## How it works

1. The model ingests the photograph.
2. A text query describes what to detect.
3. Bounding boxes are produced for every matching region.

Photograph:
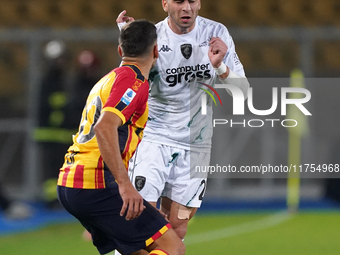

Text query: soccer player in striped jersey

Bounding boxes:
[57,20,185,255]
[116,0,250,249]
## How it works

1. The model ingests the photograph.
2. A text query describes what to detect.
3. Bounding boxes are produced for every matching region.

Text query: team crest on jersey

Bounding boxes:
[181,44,192,59]
[135,176,146,191]
[120,88,136,106]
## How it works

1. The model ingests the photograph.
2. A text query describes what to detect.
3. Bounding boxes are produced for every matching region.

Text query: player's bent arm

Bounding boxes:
[94,111,145,220]
[208,37,249,99]
[215,62,250,100]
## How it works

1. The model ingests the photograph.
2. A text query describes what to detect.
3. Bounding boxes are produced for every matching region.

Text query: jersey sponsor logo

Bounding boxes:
[181,44,192,59]
[135,176,146,191]
[234,52,241,65]
[199,41,208,47]
[165,63,212,87]
[199,35,213,47]
[121,88,136,106]
[159,45,173,52]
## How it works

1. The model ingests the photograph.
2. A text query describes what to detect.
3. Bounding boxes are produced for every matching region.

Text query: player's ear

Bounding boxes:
[162,0,168,12]
[118,45,123,57]
[198,0,201,10]
[153,44,159,59]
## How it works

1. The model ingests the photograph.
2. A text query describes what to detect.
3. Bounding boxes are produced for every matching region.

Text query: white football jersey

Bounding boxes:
[144,16,245,152]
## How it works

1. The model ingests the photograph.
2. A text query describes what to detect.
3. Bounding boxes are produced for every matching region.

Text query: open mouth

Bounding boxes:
[181,16,191,22]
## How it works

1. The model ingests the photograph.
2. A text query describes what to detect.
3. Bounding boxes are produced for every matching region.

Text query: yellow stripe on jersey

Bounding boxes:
[102,107,126,124]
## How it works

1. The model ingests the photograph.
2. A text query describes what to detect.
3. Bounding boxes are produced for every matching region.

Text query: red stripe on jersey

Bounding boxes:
[96,157,105,189]
[62,167,71,186]
[73,165,84,189]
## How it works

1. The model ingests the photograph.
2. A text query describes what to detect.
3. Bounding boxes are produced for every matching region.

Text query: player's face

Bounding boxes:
[162,0,201,34]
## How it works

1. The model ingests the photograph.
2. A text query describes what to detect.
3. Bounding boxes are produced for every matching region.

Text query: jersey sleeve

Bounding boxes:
[219,25,246,77]
[102,71,147,124]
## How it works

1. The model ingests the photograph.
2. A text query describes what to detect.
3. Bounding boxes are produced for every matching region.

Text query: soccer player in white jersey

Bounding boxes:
[116,0,249,249]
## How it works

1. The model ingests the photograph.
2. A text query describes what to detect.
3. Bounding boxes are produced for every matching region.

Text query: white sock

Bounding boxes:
[114,250,122,255]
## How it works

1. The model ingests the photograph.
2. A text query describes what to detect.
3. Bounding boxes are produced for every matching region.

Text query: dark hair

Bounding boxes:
[119,20,157,58]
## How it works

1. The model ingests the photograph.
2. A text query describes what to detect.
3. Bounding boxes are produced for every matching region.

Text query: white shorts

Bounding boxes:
[128,140,210,208]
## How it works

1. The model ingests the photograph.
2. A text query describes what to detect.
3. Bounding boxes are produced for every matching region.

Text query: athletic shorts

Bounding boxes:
[129,140,210,208]
[57,170,171,255]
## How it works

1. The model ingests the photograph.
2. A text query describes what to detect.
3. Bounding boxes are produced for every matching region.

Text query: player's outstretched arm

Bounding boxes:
[116,10,135,30]
[94,111,145,221]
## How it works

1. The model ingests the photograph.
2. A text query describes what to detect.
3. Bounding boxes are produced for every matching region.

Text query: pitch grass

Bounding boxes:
[0,212,340,255]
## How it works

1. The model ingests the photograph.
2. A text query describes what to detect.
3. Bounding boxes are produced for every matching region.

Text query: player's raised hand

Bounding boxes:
[116,10,135,24]
[118,182,145,220]
[208,37,228,69]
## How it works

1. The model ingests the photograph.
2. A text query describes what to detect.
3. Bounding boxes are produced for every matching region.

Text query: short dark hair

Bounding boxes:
[119,20,157,58]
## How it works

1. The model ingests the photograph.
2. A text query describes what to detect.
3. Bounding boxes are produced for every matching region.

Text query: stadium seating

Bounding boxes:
[311,0,340,26]
[233,41,299,75]
[29,3,54,27]
[200,0,240,26]
[0,1,25,27]
[247,0,273,26]
[0,0,339,28]
[316,42,340,71]
[0,0,339,81]
[0,43,27,98]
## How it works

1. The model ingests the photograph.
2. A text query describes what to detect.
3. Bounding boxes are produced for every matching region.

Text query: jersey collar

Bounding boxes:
[165,16,199,39]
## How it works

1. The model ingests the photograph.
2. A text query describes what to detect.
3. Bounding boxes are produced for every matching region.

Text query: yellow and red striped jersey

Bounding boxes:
[57,64,149,189]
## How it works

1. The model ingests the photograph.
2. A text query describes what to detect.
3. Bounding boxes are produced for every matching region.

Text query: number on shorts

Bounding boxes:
[199,179,206,201]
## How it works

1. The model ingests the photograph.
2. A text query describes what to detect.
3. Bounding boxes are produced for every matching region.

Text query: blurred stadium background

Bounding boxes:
[0,0,340,254]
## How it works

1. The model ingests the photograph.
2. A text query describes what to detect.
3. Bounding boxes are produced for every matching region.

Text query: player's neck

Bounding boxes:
[121,58,152,80]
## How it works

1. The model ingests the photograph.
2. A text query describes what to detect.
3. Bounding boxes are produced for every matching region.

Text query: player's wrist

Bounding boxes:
[114,170,131,187]
[116,178,131,187]
[117,21,126,31]
[214,62,228,76]
[214,62,229,77]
